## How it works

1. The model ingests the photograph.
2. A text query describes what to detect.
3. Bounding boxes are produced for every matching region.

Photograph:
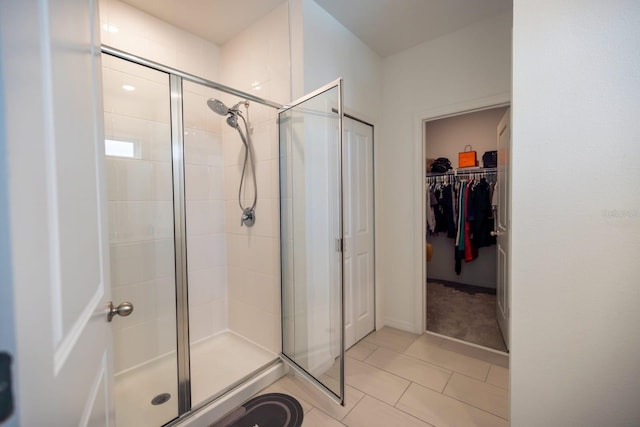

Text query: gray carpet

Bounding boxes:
[426,281,507,352]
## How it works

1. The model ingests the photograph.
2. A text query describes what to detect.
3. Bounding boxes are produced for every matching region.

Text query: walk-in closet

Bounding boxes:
[424,106,509,352]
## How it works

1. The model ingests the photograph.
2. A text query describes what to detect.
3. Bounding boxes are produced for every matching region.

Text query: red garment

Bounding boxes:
[464,181,478,262]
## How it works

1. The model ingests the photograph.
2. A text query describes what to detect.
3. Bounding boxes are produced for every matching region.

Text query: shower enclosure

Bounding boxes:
[101,46,346,425]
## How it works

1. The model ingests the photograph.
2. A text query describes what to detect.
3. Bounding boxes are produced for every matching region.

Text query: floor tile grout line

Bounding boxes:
[338,389,365,422]
[358,357,453,394]
[360,390,437,427]
[400,354,488,381]
[407,380,510,422]
[441,384,510,421]
[367,346,455,375]
[441,370,454,394]
[451,369,502,386]
[483,363,492,382]
[392,382,438,427]
[344,380,406,408]
[391,379,412,407]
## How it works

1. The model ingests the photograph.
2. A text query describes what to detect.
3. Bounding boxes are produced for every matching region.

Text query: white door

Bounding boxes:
[496,109,511,350]
[2,1,114,425]
[343,117,375,349]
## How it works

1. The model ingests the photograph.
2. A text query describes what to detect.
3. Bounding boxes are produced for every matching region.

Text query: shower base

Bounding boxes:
[115,330,276,427]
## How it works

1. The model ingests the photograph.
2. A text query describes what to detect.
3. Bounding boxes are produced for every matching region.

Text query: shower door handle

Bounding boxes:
[107,301,134,322]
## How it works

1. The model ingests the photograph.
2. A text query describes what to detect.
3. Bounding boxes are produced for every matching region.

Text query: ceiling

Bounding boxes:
[120,0,512,57]
[314,0,512,57]
[119,0,285,46]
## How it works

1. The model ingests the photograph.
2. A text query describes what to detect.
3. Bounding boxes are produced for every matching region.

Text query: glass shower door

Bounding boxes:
[279,79,345,404]
[101,54,180,426]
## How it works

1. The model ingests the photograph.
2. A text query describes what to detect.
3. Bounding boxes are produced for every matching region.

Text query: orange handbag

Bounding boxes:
[458,145,477,168]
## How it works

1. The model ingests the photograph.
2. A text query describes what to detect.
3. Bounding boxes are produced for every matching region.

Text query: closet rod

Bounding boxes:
[426,167,497,177]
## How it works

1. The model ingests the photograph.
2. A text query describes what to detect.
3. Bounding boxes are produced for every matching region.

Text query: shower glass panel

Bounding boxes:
[182,80,277,408]
[279,80,345,403]
[101,54,179,426]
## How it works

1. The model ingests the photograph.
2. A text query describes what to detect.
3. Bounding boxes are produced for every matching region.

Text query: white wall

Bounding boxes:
[289,0,384,333]
[297,0,383,123]
[511,0,640,424]
[379,12,512,331]
[220,2,290,353]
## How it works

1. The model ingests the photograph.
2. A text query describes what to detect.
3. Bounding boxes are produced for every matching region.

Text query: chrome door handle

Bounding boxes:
[107,301,134,322]
[490,230,502,237]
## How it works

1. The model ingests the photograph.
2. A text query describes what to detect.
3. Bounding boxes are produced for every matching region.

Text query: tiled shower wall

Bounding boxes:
[103,56,177,373]
[100,0,227,373]
[99,0,290,370]
[182,82,228,343]
[220,2,290,354]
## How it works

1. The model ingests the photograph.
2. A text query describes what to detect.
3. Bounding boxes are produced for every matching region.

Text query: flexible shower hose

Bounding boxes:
[235,113,257,213]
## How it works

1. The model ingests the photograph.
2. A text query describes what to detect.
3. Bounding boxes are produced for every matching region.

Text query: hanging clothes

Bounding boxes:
[441,184,457,238]
[426,187,437,234]
[426,170,496,275]
[454,181,466,275]
[470,178,496,248]
[429,183,456,237]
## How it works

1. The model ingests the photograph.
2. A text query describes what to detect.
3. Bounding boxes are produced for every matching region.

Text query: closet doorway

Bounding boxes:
[423,105,510,353]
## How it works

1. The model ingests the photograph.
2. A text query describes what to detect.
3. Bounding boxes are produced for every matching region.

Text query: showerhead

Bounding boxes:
[207,98,231,116]
[207,98,246,129]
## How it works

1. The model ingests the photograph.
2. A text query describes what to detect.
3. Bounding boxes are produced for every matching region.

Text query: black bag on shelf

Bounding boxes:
[430,157,452,173]
[482,151,497,168]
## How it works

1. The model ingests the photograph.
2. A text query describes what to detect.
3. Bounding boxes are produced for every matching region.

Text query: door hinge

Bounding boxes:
[336,238,343,253]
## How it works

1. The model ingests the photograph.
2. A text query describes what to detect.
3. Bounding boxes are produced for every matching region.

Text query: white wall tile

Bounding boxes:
[186,200,225,236]
[187,234,227,271]
[226,234,278,276]
[185,164,209,201]
[228,299,279,353]
[188,267,226,302]
[148,122,172,162]
[184,129,223,167]
[102,0,289,371]
[208,166,225,200]
[157,313,178,356]
[188,298,227,343]
[151,161,172,201]
[189,302,215,343]
[228,267,279,315]
[113,321,155,372]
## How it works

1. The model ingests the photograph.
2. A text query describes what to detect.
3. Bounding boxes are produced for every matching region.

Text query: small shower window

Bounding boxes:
[105,139,137,158]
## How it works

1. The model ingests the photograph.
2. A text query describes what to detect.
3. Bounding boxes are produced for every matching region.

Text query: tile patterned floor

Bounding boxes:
[257,327,509,427]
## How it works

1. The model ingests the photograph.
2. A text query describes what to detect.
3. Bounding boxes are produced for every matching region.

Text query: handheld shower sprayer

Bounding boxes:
[206,98,256,227]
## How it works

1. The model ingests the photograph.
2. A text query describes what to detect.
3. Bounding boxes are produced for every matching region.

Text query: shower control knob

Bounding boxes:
[241,208,255,227]
[107,301,134,322]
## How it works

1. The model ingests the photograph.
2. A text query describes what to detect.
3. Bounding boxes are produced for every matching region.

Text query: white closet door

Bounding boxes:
[2,1,114,425]
[343,117,375,349]
[496,109,511,350]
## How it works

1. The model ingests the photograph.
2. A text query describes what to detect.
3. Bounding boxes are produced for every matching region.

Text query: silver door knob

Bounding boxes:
[490,230,502,237]
[107,301,134,322]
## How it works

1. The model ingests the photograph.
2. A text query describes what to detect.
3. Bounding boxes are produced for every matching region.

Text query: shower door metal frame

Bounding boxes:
[100,45,283,422]
[169,74,191,414]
